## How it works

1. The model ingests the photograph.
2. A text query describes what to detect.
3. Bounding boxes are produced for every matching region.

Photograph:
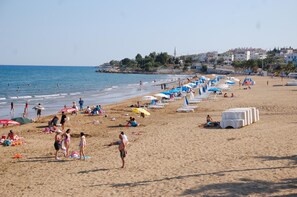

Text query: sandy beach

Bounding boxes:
[1,75,297,196]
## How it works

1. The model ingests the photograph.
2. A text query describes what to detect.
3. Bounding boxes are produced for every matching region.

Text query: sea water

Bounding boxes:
[0,65,186,119]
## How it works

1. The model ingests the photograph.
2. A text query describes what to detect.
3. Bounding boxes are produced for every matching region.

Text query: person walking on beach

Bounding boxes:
[10,102,14,118]
[60,112,67,131]
[79,98,84,111]
[79,132,86,160]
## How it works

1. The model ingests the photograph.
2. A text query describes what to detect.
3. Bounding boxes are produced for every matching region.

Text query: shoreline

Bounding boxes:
[1,75,297,196]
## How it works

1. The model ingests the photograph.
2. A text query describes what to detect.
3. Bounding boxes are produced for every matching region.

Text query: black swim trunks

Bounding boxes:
[120,149,126,158]
[54,141,61,151]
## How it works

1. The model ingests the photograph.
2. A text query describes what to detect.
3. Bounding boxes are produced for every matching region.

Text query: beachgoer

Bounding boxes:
[36,103,42,119]
[206,115,213,125]
[79,98,84,111]
[63,129,71,157]
[119,132,128,168]
[7,130,15,140]
[60,112,67,131]
[224,93,228,98]
[129,118,139,127]
[85,106,92,114]
[79,132,86,160]
[72,102,78,115]
[267,80,269,86]
[10,102,14,118]
[54,130,63,160]
[23,101,28,118]
[231,93,234,97]
[49,115,59,126]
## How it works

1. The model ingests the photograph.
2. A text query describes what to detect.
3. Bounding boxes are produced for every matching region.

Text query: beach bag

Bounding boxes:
[3,140,11,146]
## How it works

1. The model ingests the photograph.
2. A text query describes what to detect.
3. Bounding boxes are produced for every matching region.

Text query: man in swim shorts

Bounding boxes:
[118,132,128,168]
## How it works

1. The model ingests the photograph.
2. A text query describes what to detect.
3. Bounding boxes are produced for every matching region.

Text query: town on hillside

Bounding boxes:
[96,47,297,76]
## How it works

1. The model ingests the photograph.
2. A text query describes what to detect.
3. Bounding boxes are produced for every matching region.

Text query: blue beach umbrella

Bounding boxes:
[208,87,221,92]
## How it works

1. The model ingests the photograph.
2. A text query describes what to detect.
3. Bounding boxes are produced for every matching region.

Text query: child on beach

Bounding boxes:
[63,129,71,157]
[79,132,86,160]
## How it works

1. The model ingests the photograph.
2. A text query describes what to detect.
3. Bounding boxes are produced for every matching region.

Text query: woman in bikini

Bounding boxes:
[63,129,71,157]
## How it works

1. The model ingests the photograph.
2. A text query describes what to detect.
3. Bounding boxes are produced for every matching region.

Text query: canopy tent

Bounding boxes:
[11,117,33,125]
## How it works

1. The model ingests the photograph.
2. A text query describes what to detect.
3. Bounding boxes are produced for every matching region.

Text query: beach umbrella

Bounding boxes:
[11,117,33,125]
[182,84,192,88]
[132,108,150,116]
[208,87,221,92]
[154,93,170,99]
[59,108,77,113]
[0,119,21,126]
[142,96,158,101]
[218,84,230,90]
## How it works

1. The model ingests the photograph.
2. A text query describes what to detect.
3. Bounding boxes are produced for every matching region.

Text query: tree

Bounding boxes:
[282,62,297,74]
[135,54,143,64]
[155,52,169,65]
[201,65,208,73]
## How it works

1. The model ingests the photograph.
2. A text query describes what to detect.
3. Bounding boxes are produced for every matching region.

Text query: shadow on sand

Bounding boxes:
[181,178,297,196]
[17,156,73,163]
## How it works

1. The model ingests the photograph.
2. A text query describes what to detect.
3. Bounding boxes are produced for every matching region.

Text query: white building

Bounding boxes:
[285,53,297,66]
[234,51,250,61]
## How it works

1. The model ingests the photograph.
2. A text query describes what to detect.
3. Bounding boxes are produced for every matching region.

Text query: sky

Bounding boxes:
[0,0,296,66]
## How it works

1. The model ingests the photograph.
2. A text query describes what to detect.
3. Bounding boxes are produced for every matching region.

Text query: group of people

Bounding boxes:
[223,93,235,98]
[126,116,139,127]
[206,115,220,127]
[54,128,86,160]
[84,105,105,115]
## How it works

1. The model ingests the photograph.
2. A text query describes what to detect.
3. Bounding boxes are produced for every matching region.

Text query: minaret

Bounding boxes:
[174,47,176,58]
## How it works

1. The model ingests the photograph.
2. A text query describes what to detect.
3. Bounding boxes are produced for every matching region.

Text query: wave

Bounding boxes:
[60,93,68,96]
[34,94,60,98]
[103,87,113,91]
[28,98,44,102]
[69,92,81,96]
[0,97,6,100]
[0,102,7,105]
[9,95,33,99]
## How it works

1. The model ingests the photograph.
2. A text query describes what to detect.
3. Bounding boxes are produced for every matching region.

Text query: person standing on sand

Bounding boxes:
[54,130,63,160]
[63,129,71,157]
[119,132,128,168]
[60,112,67,131]
[79,132,86,160]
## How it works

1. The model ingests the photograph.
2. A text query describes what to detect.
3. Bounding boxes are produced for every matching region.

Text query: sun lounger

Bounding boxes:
[148,104,164,109]
[176,107,194,112]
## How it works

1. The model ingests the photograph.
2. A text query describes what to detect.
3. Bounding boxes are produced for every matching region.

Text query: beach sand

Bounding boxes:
[1,76,297,196]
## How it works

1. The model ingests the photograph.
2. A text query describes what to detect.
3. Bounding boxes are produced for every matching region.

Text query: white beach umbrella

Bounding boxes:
[154,93,170,99]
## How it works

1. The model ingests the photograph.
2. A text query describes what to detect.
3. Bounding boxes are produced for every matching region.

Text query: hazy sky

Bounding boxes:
[0,0,296,66]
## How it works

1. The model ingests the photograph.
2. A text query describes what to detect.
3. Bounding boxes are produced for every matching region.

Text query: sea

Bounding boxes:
[0,65,188,120]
